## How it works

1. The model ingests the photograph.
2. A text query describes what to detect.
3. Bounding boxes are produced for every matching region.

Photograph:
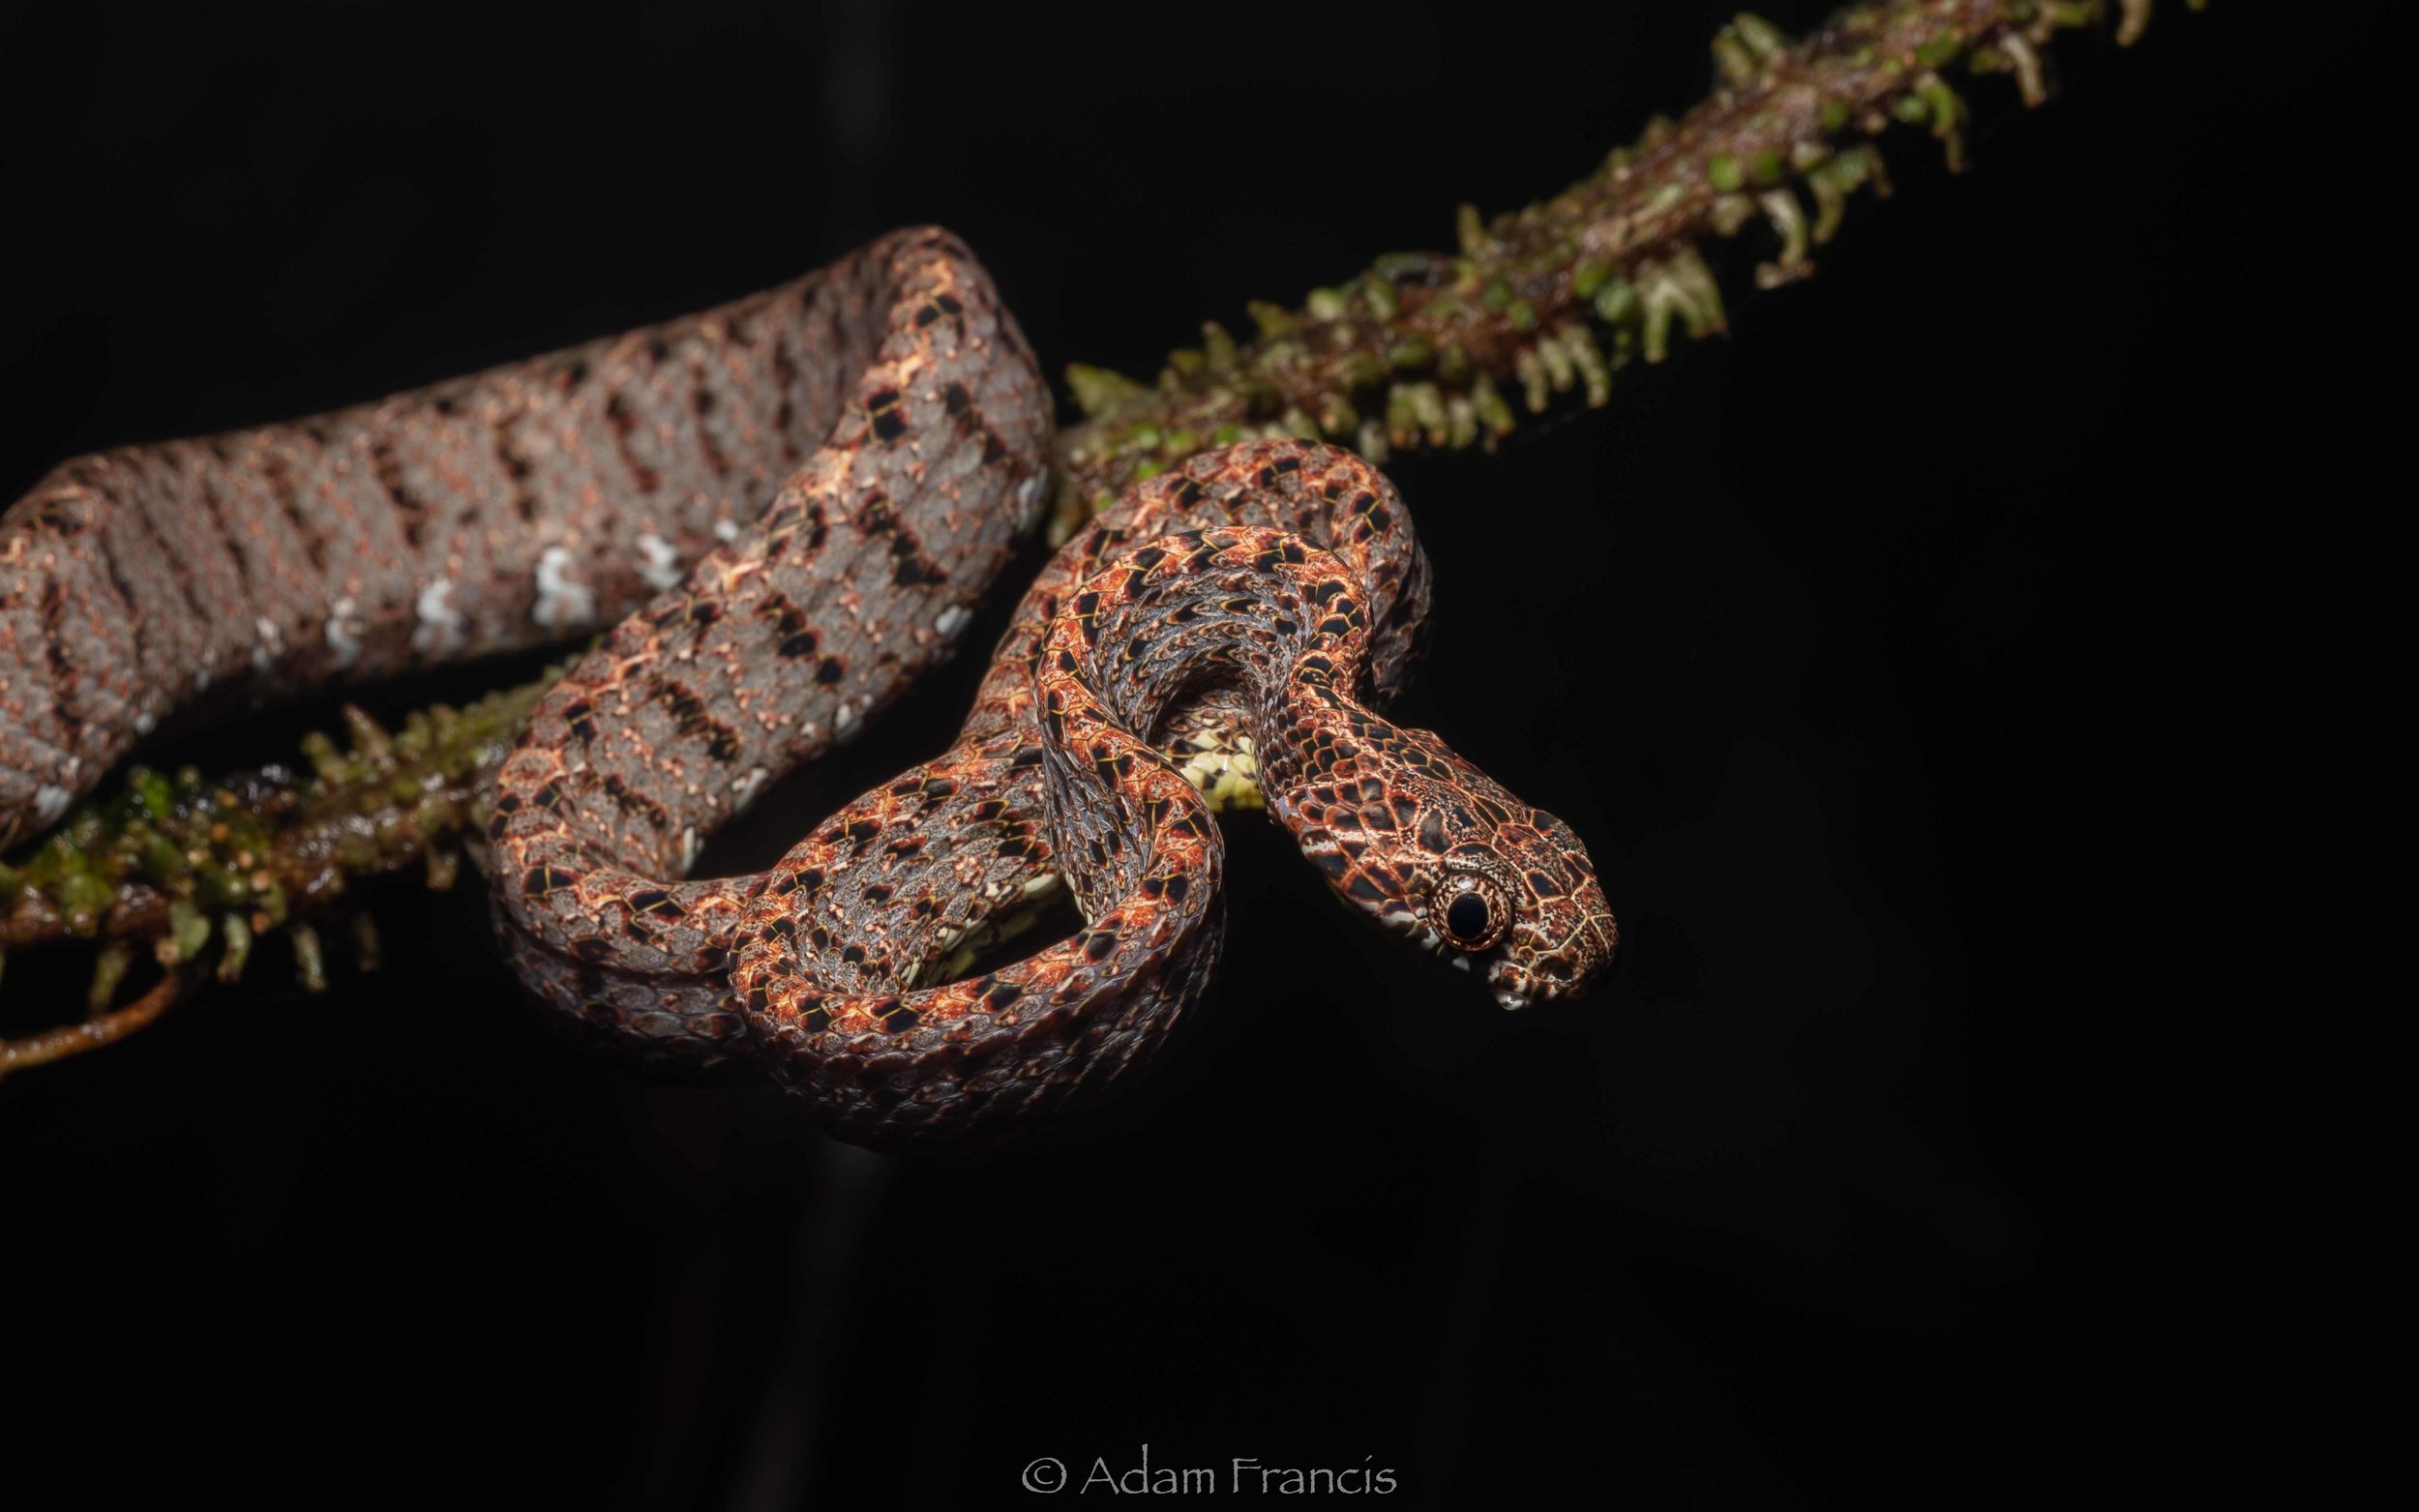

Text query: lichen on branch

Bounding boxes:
[1046,0,2204,538]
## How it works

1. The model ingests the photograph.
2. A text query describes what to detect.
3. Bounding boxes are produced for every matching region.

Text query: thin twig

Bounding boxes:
[0,969,190,1079]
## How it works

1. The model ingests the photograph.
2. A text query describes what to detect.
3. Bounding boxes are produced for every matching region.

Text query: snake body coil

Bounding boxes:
[2,230,1614,1149]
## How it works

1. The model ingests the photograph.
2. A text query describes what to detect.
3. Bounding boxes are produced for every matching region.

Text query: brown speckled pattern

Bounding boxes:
[1,227,1009,851]
[487,230,1053,1079]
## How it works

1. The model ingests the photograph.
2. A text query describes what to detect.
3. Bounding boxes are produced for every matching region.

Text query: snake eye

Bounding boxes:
[1434,874,1509,953]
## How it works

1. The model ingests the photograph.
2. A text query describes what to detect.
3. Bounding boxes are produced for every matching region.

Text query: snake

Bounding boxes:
[1,228,1615,1148]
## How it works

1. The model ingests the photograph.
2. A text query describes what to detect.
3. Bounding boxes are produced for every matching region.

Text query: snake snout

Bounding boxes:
[1483,906,1618,1010]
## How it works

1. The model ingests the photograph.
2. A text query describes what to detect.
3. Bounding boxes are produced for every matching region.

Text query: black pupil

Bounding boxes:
[1446,891,1491,944]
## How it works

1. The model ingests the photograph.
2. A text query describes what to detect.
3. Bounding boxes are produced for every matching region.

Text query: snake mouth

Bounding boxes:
[1436,937,1539,1010]
[1479,955,1535,1011]
[1428,927,1560,1011]
[1484,953,1585,1012]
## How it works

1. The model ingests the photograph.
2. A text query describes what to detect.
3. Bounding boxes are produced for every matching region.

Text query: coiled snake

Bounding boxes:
[1,228,1615,1148]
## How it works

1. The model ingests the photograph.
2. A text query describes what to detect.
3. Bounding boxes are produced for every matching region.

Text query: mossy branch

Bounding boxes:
[0,676,551,1071]
[1045,0,2204,537]
[0,0,2201,1069]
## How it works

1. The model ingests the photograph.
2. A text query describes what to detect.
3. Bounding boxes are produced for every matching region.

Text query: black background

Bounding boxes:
[0,3,2394,1506]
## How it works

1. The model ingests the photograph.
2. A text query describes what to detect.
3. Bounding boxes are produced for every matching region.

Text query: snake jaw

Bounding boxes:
[1483,955,1535,1011]
[1414,915,1553,1008]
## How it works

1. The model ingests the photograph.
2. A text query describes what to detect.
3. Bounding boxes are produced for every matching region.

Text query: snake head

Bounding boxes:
[1285,726,1617,1010]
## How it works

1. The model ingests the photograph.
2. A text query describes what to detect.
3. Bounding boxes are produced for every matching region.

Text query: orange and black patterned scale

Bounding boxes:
[731,444,1616,1148]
